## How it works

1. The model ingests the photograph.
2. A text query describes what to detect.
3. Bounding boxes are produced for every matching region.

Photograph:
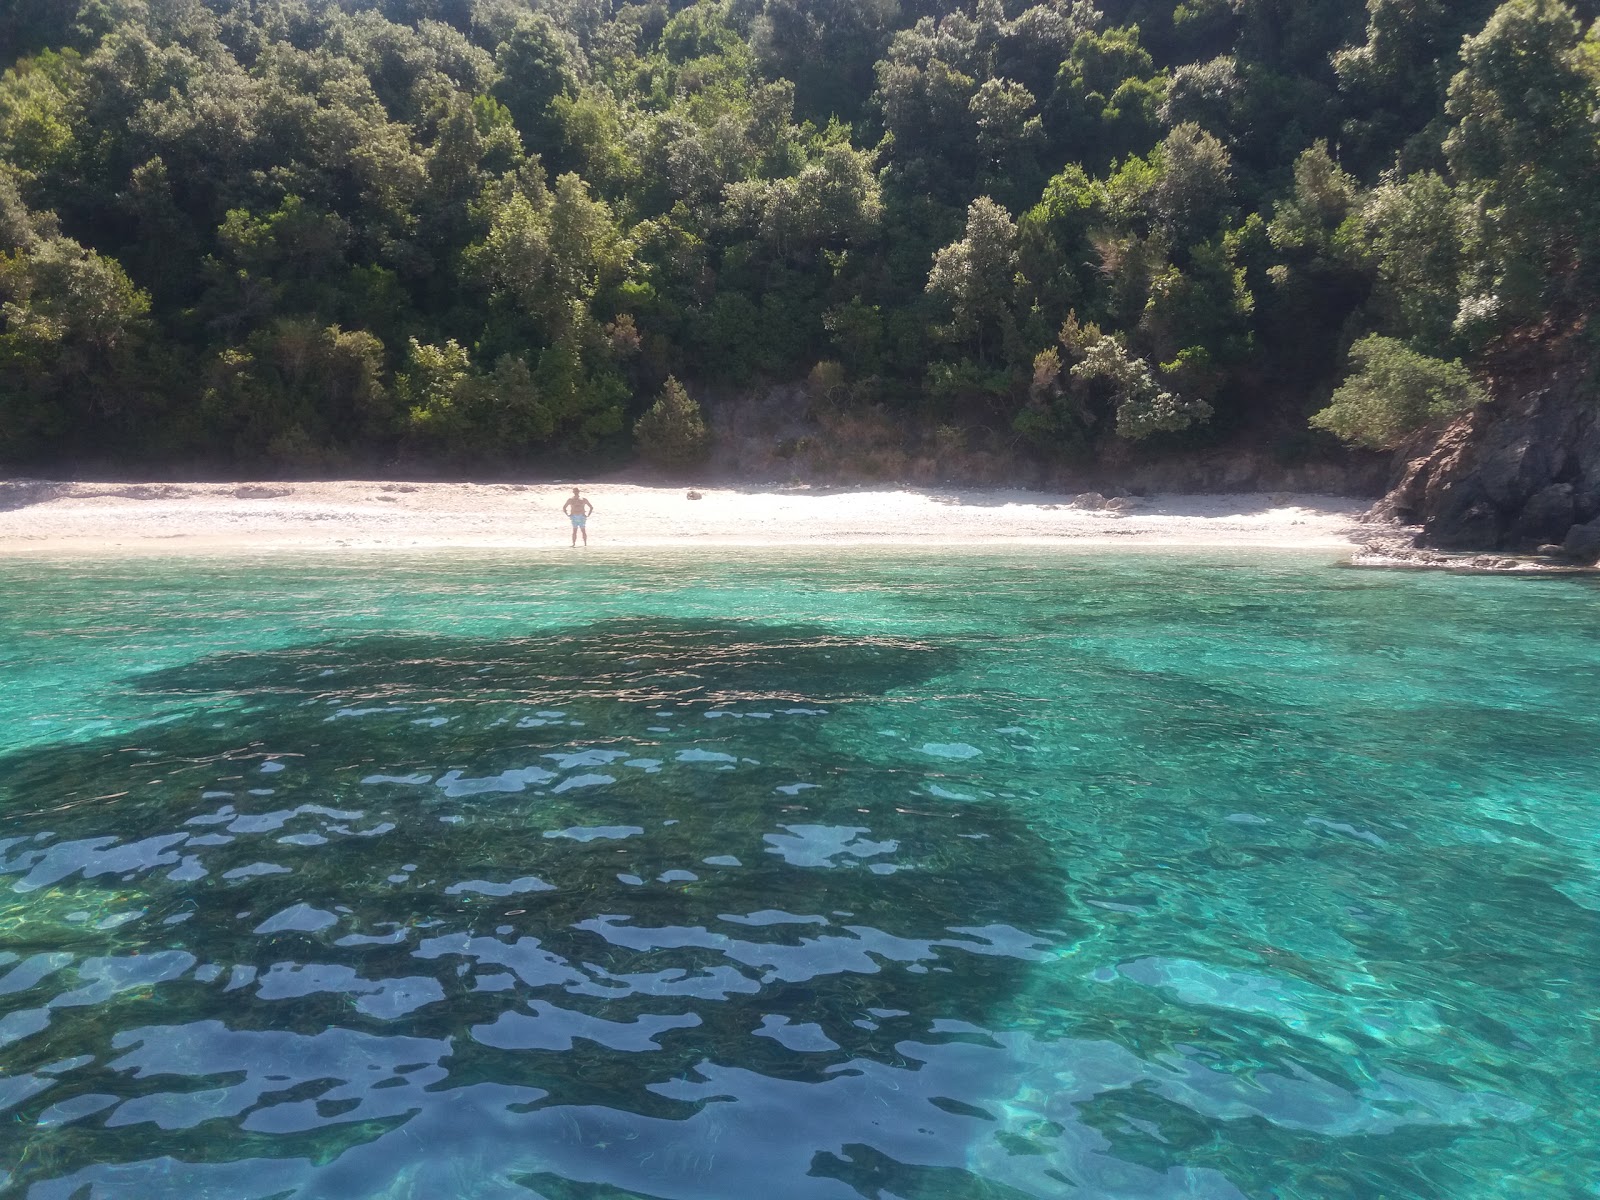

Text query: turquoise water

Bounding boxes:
[1,549,1598,1200]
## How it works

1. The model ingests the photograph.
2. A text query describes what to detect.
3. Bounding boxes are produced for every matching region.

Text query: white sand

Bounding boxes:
[0,480,1364,555]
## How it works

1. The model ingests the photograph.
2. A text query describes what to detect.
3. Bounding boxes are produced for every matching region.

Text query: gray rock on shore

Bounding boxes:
[1370,349,1600,564]
[1565,517,1600,563]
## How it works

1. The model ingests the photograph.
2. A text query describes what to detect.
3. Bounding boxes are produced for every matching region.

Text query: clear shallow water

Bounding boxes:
[1,548,1598,1200]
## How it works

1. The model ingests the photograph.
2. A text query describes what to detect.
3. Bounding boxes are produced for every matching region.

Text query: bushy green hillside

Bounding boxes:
[2,0,1597,469]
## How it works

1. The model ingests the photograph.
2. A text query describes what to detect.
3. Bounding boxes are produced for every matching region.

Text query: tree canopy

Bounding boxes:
[2,0,1596,469]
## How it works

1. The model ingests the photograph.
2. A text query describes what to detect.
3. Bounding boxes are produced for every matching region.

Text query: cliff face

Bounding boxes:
[1372,346,1600,562]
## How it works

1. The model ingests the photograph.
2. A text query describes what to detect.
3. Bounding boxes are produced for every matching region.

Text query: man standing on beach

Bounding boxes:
[562,488,594,547]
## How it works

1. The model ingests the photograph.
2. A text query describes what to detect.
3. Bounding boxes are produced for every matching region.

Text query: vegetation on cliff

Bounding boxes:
[1311,335,1486,450]
[1,0,1597,470]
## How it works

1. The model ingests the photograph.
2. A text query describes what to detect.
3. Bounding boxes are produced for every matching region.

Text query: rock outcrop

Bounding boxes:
[1370,346,1600,562]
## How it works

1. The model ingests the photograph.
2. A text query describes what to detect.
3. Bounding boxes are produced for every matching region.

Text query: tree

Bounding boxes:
[0,51,81,181]
[993,2,1098,100]
[750,0,898,122]
[872,14,982,197]
[1354,172,1468,353]
[1443,0,1600,327]
[398,336,473,433]
[1071,333,1213,440]
[551,87,638,192]
[1016,161,1100,322]
[0,165,55,249]
[722,143,883,262]
[546,172,630,314]
[1334,0,1501,174]
[969,77,1042,200]
[634,375,709,467]
[1161,56,1244,139]
[492,15,577,153]
[216,195,352,306]
[1045,25,1164,170]
[200,319,391,464]
[1150,122,1234,244]
[926,196,1018,363]
[1,0,91,68]
[1138,238,1254,370]
[0,0,1585,474]
[1022,315,1214,446]
[467,172,629,331]
[465,189,552,311]
[1268,141,1358,259]
[0,233,154,455]
[402,341,557,462]
[1310,335,1487,448]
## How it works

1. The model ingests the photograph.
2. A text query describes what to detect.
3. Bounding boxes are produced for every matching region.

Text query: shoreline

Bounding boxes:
[0,480,1364,557]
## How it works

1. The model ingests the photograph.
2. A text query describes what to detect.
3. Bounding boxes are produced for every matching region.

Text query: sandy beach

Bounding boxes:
[0,480,1365,555]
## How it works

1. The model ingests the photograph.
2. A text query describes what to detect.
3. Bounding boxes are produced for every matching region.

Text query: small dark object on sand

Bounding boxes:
[687,490,703,500]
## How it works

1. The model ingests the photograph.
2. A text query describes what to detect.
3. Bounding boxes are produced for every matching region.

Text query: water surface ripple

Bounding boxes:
[0,550,1597,1199]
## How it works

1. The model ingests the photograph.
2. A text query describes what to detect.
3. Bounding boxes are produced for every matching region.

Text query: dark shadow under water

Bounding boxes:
[0,619,1097,1200]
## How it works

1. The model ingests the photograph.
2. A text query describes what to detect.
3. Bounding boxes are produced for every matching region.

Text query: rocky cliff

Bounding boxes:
[1370,343,1600,563]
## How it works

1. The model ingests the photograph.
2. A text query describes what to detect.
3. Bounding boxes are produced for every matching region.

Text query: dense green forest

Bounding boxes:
[2,0,1598,471]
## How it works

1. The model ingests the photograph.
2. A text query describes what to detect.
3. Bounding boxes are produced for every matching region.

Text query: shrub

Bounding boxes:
[1311,336,1487,449]
[808,359,847,403]
[1070,335,1212,440]
[932,424,965,457]
[633,375,710,467]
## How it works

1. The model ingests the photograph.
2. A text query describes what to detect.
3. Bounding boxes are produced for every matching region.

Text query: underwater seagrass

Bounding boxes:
[0,618,1077,1197]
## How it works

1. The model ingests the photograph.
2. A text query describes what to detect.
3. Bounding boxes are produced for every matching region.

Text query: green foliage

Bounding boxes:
[723,143,883,261]
[927,358,1014,410]
[492,15,577,152]
[398,337,473,435]
[1444,0,1600,328]
[0,227,153,454]
[633,374,709,467]
[1139,238,1254,368]
[0,166,54,249]
[1047,26,1165,169]
[1311,335,1488,448]
[1071,333,1213,440]
[402,344,559,461]
[1162,55,1244,136]
[1335,0,1502,174]
[1149,123,1235,243]
[970,78,1043,202]
[823,297,886,375]
[1019,314,1213,446]
[0,52,80,180]
[752,0,898,121]
[0,0,1594,470]
[926,196,1019,364]
[198,320,391,466]
[1353,171,1469,353]
[1268,141,1359,257]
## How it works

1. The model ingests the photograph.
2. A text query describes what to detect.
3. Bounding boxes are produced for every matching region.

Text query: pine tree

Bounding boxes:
[633,376,710,468]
